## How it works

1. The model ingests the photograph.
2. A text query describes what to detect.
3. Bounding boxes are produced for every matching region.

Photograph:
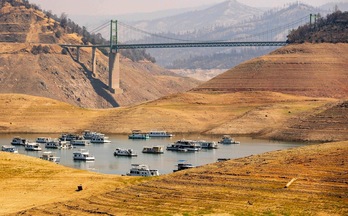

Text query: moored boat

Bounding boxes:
[142,146,164,154]
[45,140,66,149]
[11,137,28,146]
[90,134,111,143]
[218,135,240,144]
[148,130,173,137]
[126,164,160,177]
[114,148,137,157]
[73,149,95,161]
[128,130,150,139]
[25,142,42,151]
[40,151,60,163]
[82,130,98,140]
[1,145,18,153]
[166,140,201,152]
[173,160,195,172]
[71,139,90,146]
[59,133,80,141]
[198,140,218,149]
[36,137,52,143]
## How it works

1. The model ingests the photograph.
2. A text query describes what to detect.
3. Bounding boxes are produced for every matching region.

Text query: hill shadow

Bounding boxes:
[66,48,119,107]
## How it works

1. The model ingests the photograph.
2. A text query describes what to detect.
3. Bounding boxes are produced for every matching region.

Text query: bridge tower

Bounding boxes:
[108,20,122,94]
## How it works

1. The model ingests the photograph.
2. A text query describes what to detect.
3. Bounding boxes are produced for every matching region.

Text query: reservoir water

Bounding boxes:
[1,134,306,175]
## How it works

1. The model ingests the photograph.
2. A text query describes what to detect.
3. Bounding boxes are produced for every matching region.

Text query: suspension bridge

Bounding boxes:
[61,15,309,93]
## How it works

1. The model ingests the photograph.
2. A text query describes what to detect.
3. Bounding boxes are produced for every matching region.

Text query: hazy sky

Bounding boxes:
[29,0,340,16]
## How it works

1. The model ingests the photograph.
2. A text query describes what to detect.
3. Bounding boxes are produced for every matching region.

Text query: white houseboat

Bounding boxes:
[148,130,173,137]
[166,140,201,152]
[36,137,52,143]
[90,134,111,143]
[218,135,240,144]
[73,149,95,161]
[25,143,42,151]
[71,139,90,146]
[114,148,137,157]
[1,145,18,153]
[126,164,160,177]
[128,130,150,139]
[82,130,98,140]
[198,140,218,149]
[11,137,28,146]
[40,151,60,163]
[142,146,164,154]
[45,140,66,149]
[173,161,195,172]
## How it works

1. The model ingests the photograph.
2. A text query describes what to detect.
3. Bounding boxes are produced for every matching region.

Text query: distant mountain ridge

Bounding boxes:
[143,3,326,71]
[131,0,263,33]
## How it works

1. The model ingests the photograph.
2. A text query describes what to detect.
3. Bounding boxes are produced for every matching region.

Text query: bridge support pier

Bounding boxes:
[92,47,97,78]
[108,51,123,94]
[76,47,80,62]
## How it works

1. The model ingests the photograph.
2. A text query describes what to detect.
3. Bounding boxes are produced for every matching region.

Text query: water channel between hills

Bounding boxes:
[1,134,307,175]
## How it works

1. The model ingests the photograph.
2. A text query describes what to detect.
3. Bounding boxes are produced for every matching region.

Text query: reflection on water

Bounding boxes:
[0,134,307,175]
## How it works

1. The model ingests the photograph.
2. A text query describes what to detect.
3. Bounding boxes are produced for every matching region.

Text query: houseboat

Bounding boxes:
[128,130,150,139]
[218,135,240,144]
[166,140,201,152]
[25,143,42,151]
[198,140,218,149]
[90,134,111,143]
[11,137,28,146]
[36,137,52,143]
[73,149,95,161]
[60,142,73,149]
[142,146,164,154]
[82,130,98,140]
[173,161,195,172]
[40,151,60,163]
[148,130,173,137]
[114,148,137,157]
[45,140,66,149]
[71,139,90,146]
[1,145,18,153]
[126,164,160,177]
[59,133,79,141]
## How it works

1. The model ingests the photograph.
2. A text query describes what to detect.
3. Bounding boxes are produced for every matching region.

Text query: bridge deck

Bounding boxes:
[60,41,287,49]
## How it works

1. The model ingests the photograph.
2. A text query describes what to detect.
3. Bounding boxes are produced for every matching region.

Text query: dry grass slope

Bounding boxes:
[3,141,347,215]
[194,43,348,99]
[2,92,348,142]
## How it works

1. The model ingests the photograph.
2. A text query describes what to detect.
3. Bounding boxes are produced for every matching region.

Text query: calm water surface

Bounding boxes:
[1,134,307,175]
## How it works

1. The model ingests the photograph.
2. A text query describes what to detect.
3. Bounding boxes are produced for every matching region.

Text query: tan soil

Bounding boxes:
[1,92,347,142]
[194,43,348,99]
[1,141,347,215]
[0,4,200,109]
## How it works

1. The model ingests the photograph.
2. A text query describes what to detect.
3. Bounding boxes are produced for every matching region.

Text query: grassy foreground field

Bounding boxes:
[1,141,347,215]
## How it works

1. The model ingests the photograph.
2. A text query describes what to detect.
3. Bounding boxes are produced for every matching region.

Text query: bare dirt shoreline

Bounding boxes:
[1,141,347,215]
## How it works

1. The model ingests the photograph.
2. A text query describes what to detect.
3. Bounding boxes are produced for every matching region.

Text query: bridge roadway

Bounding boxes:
[60,41,288,94]
[61,41,287,49]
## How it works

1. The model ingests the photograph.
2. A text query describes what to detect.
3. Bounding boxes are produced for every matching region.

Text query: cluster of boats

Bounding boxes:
[165,135,239,152]
[2,132,240,177]
[2,130,112,163]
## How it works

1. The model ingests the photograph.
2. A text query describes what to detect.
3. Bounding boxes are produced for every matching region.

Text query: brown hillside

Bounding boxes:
[2,141,347,215]
[270,100,348,142]
[2,93,348,142]
[194,43,348,99]
[0,3,200,108]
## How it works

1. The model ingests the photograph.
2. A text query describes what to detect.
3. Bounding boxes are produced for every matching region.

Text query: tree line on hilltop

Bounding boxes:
[0,0,156,63]
[287,10,348,43]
